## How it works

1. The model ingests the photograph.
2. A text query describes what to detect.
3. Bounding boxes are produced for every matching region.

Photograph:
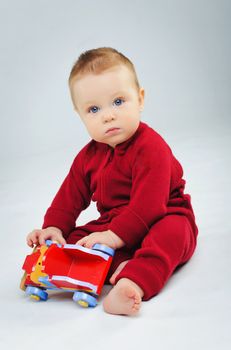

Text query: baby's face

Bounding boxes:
[70,65,145,148]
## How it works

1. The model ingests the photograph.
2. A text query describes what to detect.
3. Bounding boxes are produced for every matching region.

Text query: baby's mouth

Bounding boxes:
[106,127,121,134]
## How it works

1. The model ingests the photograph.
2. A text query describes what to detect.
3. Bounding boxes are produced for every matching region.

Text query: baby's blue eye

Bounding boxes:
[89,106,99,113]
[114,98,124,106]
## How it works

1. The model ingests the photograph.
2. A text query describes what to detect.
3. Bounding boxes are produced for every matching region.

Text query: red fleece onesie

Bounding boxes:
[42,121,198,300]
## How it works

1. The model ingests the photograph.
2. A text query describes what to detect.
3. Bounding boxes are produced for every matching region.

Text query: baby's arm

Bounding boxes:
[41,146,92,239]
[26,226,66,248]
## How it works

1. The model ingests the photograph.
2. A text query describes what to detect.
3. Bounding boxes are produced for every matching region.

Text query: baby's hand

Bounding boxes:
[26,226,66,248]
[76,230,125,250]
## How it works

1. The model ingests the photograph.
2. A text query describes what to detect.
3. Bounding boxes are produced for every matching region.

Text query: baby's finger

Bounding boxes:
[76,237,88,246]
[58,236,66,245]
[29,233,39,246]
[26,231,35,241]
[84,237,99,249]
[76,239,84,246]
[38,234,46,246]
[27,238,34,248]
[30,230,40,241]
[52,234,66,246]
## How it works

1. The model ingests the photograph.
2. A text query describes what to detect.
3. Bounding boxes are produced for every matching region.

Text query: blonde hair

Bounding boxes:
[68,47,140,91]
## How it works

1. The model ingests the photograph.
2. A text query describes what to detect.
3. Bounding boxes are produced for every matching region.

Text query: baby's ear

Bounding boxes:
[139,87,145,107]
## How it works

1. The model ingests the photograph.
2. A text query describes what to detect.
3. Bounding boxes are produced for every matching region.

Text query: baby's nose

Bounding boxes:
[102,111,116,122]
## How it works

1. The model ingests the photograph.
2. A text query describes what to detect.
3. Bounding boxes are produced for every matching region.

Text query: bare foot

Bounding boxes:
[103,278,144,316]
[109,260,129,285]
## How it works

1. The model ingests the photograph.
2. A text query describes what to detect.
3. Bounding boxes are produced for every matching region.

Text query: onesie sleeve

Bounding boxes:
[108,140,171,249]
[42,146,92,238]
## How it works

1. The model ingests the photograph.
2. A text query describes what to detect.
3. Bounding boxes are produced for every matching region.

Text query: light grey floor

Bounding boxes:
[0,123,230,350]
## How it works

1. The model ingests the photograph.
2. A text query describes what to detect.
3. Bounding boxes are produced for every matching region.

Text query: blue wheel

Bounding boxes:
[45,240,53,247]
[25,286,48,301]
[92,244,115,257]
[73,291,97,308]
[45,240,61,247]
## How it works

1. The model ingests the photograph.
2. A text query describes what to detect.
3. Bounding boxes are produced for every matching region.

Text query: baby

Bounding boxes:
[26,47,198,316]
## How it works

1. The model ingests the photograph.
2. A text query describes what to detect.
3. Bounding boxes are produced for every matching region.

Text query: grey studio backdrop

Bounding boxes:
[0,1,230,350]
[1,0,230,160]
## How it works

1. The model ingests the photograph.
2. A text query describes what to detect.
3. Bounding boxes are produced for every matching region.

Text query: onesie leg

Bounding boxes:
[114,215,197,301]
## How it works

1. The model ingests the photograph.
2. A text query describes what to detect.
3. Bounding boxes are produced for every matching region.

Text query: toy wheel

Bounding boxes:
[25,286,48,301]
[73,291,97,308]
[92,243,115,257]
[45,240,53,247]
[45,240,61,247]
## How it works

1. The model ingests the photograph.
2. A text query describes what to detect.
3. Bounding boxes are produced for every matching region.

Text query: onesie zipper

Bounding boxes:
[99,148,114,207]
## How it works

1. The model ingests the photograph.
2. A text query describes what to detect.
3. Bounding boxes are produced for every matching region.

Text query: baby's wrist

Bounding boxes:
[108,229,125,249]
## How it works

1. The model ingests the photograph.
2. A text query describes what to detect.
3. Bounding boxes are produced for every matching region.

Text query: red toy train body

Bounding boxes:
[20,240,114,307]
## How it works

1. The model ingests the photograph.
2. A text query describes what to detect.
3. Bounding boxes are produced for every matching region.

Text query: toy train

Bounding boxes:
[20,240,114,307]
